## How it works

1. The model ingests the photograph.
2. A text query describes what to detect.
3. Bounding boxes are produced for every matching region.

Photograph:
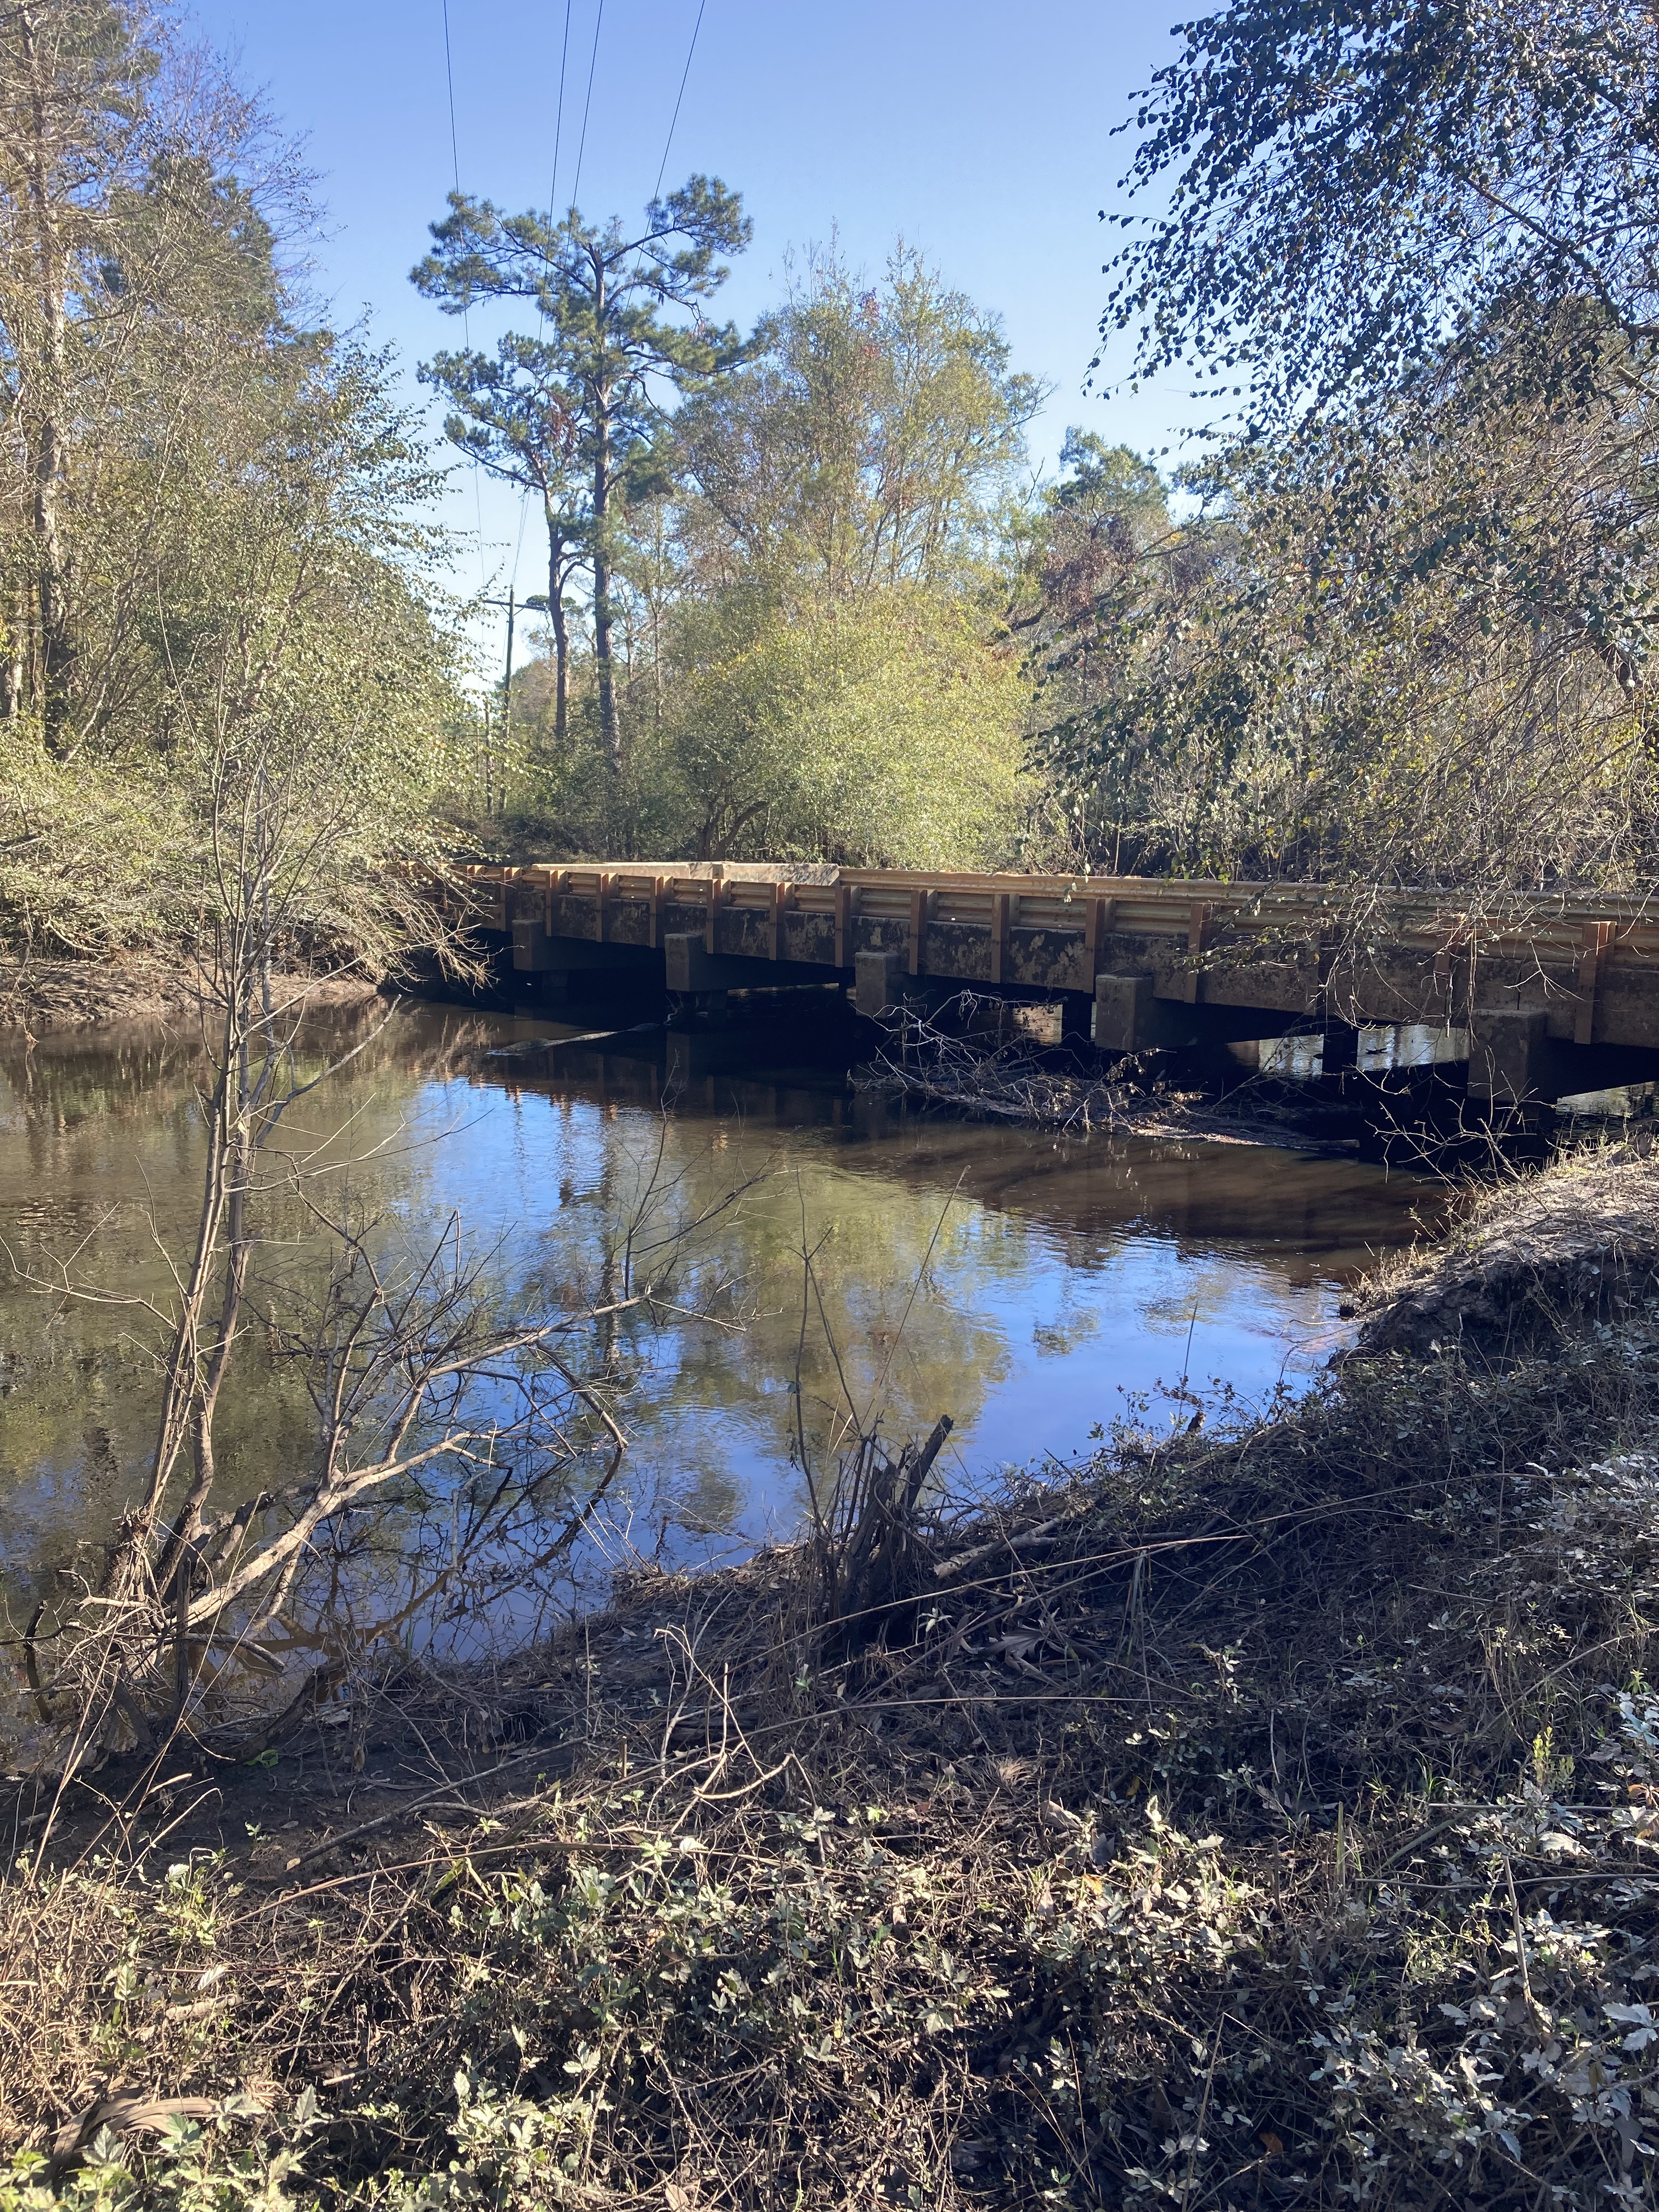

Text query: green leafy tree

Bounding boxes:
[1068,0,1659,894]
[3,329,470,961]
[675,242,1043,603]
[489,245,1047,864]
[1014,431,1183,871]
[1105,0,1659,431]
[1027,413,1659,890]
[0,9,468,961]
[0,0,324,760]
[2,0,165,745]
[1098,1,1659,690]
[412,177,751,772]
[662,584,1025,866]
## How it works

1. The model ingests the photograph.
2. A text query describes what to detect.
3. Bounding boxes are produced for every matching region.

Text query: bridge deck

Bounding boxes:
[458,862,1659,1045]
[452,863,1659,1093]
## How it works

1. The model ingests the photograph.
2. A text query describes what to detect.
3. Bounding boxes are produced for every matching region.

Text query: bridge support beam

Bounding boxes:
[664,933,832,995]
[854,950,962,1020]
[511,922,655,977]
[1093,972,1195,1053]
[1469,1007,1548,1105]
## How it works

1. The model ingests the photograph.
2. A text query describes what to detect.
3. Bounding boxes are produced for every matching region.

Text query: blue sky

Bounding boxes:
[188,1,1202,666]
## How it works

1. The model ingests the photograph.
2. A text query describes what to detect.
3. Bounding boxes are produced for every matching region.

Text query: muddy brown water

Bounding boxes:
[0,1000,1447,1647]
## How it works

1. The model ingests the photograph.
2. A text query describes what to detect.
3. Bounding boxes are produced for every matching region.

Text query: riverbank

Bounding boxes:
[2,1144,1656,2208]
[0,954,385,1035]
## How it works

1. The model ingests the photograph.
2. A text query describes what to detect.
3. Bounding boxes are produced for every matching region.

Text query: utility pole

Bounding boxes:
[503,586,516,772]
[476,589,518,818]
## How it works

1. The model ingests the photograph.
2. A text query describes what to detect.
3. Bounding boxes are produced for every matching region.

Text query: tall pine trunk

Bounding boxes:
[550,569,569,746]
[543,501,571,748]
[589,257,620,772]
[20,5,74,752]
[592,397,619,772]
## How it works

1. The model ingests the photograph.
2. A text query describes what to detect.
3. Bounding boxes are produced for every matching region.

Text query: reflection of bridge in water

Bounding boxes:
[471,1025,1441,1276]
[455,861,1659,1109]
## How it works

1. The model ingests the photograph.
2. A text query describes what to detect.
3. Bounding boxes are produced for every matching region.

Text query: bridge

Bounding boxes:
[452,861,1659,1108]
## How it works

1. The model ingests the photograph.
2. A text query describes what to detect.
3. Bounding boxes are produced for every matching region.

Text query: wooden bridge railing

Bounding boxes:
[441,860,1659,1088]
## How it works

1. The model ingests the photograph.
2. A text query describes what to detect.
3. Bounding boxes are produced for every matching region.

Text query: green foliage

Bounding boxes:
[654,584,1025,866]
[675,244,1044,603]
[0,2117,314,2211]
[1105,0,1659,430]
[478,247,1040,865]
[2,336,468,961]
[1026,404,1659,889]
[1065,1,1659,895]
[413,178,751,768]
[0,6,469,963]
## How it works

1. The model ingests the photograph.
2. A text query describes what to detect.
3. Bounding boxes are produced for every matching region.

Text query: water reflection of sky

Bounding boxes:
[378,1023,1434,1564]
[0,1007,1444,1585]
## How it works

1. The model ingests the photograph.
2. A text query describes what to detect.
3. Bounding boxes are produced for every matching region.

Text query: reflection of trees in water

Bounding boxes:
[0,1008,522,1581]
[0,1001,1435,1579]
[0,1002,505,1135]
[517,1117,1014,1511]
[656,1454,749,1548]
[1030,1304,1102,1358]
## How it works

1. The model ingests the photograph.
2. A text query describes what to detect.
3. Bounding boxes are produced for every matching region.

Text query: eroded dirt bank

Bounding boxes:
[0,954,383,1034]
[1353,1136,1659,1357]
[3,1146,1657,2208]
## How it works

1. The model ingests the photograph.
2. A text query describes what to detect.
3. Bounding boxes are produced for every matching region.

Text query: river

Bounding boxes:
[0,998,1442,1645]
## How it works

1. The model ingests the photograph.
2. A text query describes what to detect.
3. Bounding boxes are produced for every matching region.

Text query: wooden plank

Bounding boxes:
[1576,919,1616,1046]
[473,860,1659,935]
[989,891,1009,986]
[1183,901,1215,1005]
[451,862,1659,1035]
[1082,895,1115,977]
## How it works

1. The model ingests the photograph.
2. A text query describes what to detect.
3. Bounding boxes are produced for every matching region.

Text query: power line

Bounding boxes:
[570,0,605,211]
[654,0,707,202]
[441,0,461,190]
[439,4,490,596]
[620,2,709,288]
[548,0,573,221]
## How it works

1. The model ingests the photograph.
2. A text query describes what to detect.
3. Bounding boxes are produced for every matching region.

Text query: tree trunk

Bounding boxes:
[551,582,569,746]
[2,584,25,723]
[590,252,619,772]
[592,408,619,770]
[20,5,74,752]
[546,515,569,747]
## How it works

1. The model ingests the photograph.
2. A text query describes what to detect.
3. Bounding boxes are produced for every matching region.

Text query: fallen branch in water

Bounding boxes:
[855,991,1354,1152]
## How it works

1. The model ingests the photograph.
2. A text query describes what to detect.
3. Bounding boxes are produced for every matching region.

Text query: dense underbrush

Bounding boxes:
[3,1154,1659,2208]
